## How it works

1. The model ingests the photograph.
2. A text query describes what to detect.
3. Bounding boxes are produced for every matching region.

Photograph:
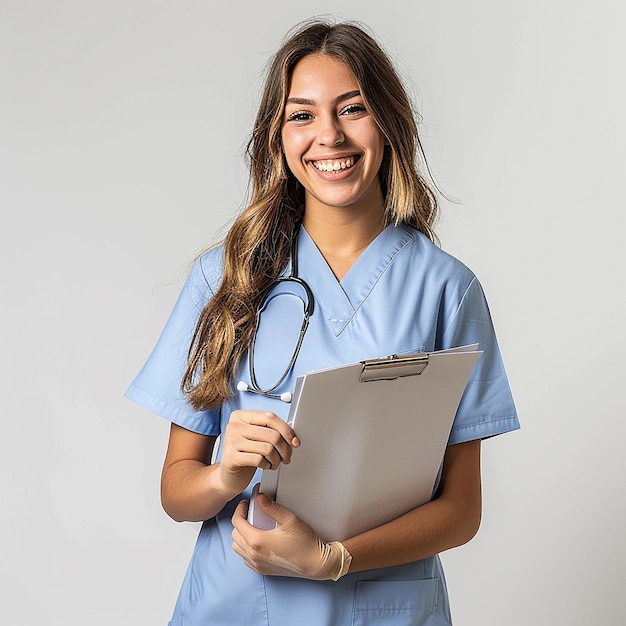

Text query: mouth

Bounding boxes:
[309,155,360,173]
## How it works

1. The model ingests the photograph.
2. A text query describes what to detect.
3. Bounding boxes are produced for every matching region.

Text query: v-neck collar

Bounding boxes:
[296,224,414,336]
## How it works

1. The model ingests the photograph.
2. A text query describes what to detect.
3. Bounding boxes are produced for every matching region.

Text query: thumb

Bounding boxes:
[256,492,293,525]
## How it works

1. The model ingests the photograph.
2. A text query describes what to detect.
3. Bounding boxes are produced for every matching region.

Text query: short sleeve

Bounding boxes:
[442,276,520,444]
[125,250,223,435]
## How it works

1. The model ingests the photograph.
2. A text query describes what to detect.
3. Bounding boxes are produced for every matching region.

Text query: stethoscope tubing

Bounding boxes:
[236,235,314,403]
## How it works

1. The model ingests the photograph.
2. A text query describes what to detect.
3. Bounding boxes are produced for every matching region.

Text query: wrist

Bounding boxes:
[212,462,244,501]
[326,541,352,581]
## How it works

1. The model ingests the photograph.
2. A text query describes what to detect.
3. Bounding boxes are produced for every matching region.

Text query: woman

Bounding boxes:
[127,19,519,625]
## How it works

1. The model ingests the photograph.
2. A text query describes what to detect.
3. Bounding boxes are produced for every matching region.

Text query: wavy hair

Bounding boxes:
[182,19,440,409]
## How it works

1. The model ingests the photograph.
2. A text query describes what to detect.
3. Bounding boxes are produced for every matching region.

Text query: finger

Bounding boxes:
[225,439,288,470]
[231,536,256,571]
[226,423,296,465]
[255,492,296,526]
[231,527,246,553]
[234,498,249,512]
[231,503,257,560]
[231,499,250,528]
[231,539,246,560]
[231,410,300,447]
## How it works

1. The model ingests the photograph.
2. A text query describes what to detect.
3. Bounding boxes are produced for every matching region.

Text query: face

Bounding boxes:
[281,54,387,218]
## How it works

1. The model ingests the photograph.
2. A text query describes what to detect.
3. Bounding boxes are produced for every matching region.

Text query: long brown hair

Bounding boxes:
[182,20,439,410]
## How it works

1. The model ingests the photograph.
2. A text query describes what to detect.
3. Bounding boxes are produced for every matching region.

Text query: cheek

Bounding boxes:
[369,132,387,170]
[281,132,307,175]
[368,128,387,152]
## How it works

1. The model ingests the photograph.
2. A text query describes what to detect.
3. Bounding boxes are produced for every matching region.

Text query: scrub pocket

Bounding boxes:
[352,579,450,626]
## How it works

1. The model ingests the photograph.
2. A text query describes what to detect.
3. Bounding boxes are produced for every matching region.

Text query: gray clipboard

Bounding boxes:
[248,345,482,541]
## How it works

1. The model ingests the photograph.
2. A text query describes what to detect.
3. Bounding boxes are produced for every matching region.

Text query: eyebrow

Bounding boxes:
[286,90,362,106]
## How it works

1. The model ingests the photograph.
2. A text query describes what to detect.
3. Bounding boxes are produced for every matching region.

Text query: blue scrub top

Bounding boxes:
[126,224,519,626]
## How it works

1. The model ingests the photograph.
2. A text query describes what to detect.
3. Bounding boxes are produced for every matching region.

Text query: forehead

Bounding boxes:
[286,54,359,98]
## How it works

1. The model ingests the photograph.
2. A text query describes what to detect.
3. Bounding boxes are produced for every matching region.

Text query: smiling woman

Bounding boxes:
[126,18,519,626]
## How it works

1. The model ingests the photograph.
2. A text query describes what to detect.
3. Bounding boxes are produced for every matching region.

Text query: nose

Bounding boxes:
[317,114,344,147]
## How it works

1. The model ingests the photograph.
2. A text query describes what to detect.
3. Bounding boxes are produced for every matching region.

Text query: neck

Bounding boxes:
[302,207,387,281]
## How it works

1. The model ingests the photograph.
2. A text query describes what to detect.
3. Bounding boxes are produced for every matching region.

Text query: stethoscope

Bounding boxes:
[236,236,314,403]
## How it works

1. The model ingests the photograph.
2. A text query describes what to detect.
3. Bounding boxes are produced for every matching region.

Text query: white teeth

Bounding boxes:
[312,157,355,172]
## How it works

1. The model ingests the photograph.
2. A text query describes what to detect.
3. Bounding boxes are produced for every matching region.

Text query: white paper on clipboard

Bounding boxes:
[248,344,482,541]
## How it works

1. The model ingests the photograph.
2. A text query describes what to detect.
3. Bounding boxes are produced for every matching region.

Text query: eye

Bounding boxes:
[340,103,367,116]
[285,110,313,123]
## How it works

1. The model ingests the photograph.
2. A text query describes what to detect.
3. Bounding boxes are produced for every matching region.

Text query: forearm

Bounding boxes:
[161,413,299,523]
[161,459,239,523]
[344,439,482,572]
[343,490,481,572]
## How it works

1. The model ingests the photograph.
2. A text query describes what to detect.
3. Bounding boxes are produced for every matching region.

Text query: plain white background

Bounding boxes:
[1,1,624,624]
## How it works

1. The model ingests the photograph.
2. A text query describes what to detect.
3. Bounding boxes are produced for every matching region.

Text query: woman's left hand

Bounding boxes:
[231,493,346,580]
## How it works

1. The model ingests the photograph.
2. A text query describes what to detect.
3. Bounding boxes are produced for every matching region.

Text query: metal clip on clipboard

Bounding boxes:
[359,353,429,383]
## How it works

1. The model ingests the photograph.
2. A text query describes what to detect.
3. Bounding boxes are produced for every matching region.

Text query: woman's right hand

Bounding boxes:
[219,410,300,495]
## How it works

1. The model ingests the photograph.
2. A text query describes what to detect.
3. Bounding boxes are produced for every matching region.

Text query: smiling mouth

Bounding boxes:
[310,156,360,172]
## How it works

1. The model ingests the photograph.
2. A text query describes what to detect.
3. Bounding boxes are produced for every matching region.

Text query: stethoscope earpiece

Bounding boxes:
[236,380,293,403]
